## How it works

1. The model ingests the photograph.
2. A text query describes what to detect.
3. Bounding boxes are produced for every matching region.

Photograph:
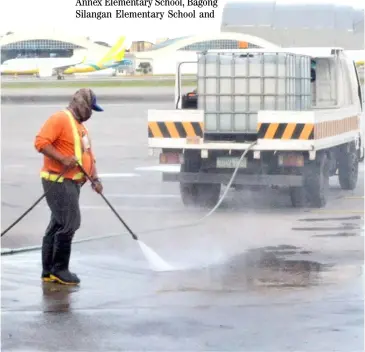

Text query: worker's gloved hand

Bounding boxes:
[91,179,103,194]
[60,156,78,167]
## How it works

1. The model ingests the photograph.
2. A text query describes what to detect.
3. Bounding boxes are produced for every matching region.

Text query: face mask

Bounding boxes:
[68,89,94,122]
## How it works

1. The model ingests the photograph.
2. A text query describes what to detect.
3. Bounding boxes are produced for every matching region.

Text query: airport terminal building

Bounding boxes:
[131,32,279,75]
[0,32,110,64]
[1,2,363,75]
[1,31,278,75]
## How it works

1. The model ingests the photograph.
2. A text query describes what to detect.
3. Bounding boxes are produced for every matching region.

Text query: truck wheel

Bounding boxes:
[289,153,329,208]
[289,187,306,207]
[179,153,221,208]
[180,183,221,208]
[304,153,330,208]
[338,142,358,190]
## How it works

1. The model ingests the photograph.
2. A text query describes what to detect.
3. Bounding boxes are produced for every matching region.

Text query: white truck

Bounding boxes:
[147,48,364,208]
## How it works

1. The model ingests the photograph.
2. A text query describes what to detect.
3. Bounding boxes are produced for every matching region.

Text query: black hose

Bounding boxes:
[1,167,70,237]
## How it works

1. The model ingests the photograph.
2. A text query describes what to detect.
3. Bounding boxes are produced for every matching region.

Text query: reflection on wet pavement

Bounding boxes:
[157,245,335,292]
[42,283,79,313]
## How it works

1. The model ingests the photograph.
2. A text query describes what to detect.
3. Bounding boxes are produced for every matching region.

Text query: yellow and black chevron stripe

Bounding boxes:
[148,121,204,138]
[257,123,314,140]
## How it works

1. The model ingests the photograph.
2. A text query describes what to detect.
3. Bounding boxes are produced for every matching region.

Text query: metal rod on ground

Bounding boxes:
[77,163,139,241]
[1,168,69,238]
[1,194,46,237]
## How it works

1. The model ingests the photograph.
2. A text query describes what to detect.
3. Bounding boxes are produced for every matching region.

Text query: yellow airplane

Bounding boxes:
[0,36,128,78]
[63,36,128,75]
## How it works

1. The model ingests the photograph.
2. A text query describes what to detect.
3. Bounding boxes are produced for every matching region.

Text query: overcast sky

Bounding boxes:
[0,0,364,45]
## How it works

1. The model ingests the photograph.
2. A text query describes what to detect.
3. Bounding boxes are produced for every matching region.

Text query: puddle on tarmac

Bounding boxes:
[156,245,347,293]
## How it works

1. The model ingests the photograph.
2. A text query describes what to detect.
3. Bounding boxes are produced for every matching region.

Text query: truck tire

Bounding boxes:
[338,142,359,190]
[289,187,306,208]
[180,183,221,208]
[305,152,330,208]
[289,153,329,208]
[179,153,221,208]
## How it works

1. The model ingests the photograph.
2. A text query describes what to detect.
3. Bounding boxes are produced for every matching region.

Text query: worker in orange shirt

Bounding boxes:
[34,88,103,285]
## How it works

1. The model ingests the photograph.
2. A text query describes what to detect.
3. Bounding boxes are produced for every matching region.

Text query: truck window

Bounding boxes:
[311,60,316,82]
[312,58,337,108]
[311,60,316,106]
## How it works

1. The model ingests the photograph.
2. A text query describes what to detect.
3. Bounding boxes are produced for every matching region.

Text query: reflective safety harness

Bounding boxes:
[40,110,84,183]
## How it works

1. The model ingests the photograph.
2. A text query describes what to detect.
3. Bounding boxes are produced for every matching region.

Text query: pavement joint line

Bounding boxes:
[344,196,364,199]
[98,173,141,178]
[1,233,123,256]
[104,194,180,198]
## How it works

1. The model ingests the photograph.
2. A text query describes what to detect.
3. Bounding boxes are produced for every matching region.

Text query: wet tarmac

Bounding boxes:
[1,100,364,351]
[2,238,364,351]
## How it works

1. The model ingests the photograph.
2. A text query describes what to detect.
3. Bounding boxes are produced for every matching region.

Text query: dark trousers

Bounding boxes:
[41,179,81,274]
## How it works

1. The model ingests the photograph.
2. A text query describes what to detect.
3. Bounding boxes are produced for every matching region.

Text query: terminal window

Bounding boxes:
[179,40,260,51]
[1,40,84,62]
[2,40,83,50]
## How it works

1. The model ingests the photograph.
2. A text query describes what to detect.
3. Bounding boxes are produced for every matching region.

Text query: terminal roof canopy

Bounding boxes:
[221,1,364,50]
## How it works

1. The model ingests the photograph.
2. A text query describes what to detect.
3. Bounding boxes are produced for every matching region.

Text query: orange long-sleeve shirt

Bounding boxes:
[34,110,95,181]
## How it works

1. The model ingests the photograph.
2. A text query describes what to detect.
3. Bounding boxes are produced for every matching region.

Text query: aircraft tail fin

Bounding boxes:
[114,48,126,62]
[98,36,126,65]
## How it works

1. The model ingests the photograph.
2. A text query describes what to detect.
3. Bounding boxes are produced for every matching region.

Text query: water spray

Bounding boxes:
[77,163,175,271]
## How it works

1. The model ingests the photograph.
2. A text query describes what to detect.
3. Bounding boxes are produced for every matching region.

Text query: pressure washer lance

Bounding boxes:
[76,162,138,241]
[1,163,138,241]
